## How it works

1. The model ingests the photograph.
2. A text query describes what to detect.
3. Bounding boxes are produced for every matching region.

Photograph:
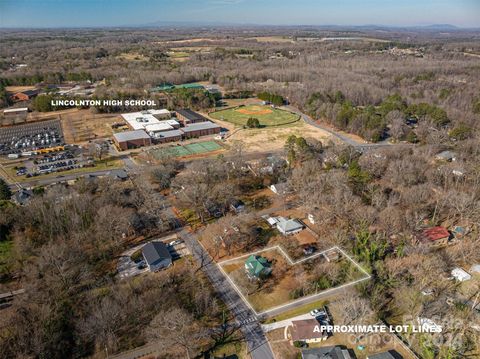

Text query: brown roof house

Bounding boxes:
[420,226,450,246]
[288,319,328,344]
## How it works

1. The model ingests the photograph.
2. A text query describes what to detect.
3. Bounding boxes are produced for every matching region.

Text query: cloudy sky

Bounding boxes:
[0,0,479,28]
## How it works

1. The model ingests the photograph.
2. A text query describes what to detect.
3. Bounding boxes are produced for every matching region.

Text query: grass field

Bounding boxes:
[210,105,299,127]
[150,141,222,159]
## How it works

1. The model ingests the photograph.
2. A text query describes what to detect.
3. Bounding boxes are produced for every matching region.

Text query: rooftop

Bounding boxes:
[176,109,207,121]
[121,109,173,131]
[142,242,172,266]
[422,226,450,241]
[301,346,353,359]
[4,107,29,114]
[367,351,400,359]
[182,121,221,132]
[276,216,304,233]
[153,129,183,139]
[113,130,151,142]
[290,319,326,341]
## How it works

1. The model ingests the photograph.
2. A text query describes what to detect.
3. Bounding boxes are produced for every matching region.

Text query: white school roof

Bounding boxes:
[121,109,174,131]
[145,123,174,133]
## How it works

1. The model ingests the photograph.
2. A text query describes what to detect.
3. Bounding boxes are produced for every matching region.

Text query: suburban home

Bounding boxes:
[451,267,471,282]
[367,350,402,359]
[269,182,289,195]
[108,169,129,181]
[230,199,245,213]
[12,188,33,206]
[142,241,173,272]
[276,217,304,236]
[435,150,457,162]
[301,346,354,359]
[289,319,328,344]
[245,255,272,279]
[421,226,450,246]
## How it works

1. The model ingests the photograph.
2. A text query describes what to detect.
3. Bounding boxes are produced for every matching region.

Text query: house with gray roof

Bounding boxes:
[142,242,172,272]
[276,216,304,236]
[301,346,354,359]
[367,350,402,359]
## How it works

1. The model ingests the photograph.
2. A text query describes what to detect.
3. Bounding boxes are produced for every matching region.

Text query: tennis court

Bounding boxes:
[150,141,222,159]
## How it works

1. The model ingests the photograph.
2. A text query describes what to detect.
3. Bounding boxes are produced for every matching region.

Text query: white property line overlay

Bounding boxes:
[217,245,371,316]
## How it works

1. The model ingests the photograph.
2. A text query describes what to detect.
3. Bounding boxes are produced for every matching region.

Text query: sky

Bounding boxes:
[0,0,479,28]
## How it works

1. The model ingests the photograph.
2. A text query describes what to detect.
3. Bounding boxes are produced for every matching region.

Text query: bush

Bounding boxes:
[246,117,260,128]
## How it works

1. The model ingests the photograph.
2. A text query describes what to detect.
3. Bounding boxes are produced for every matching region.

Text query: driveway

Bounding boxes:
[262,313,312,332]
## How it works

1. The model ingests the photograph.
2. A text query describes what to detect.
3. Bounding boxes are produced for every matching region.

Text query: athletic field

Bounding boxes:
[210,105,299,127]
[150,141,222,159]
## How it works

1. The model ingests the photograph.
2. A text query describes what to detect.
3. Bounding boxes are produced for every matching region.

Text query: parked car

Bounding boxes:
[310,309,327,317]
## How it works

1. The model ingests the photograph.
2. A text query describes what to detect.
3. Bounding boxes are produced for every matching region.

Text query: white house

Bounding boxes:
[276,217,304,236]
[451,267,472,282]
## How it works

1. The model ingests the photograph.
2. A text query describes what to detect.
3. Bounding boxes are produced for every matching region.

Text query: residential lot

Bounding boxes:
[210,104,299,127]
[218,246,369,314]
[117,235,189,279]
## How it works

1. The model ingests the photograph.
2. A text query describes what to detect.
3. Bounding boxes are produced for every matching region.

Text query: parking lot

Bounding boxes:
[117,236,190,279]
[0,119,64,155]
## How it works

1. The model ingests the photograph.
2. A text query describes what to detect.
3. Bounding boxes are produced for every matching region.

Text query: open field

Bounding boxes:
[60,110,119,143]
[116,52,150,61]
[207,116,336,153]
[210,105,299,127]
[219,246,369,314]
[4,85,36,93]
[149,140,223,159]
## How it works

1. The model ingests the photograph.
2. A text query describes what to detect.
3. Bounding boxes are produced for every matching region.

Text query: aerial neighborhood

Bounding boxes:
[1,5,480,359]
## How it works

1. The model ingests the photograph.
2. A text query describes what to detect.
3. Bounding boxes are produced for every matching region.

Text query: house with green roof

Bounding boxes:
[245,255,272,279]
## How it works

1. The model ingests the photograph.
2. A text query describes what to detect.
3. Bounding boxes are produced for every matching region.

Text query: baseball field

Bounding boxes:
[210,105,299,127]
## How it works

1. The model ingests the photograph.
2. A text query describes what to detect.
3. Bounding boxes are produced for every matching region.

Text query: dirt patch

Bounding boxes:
[236,107,273,115]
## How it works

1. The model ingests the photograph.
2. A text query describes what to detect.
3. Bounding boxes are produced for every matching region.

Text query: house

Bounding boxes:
[176,109,208,126]
[245,255,272,279]
[435,150,456,162]
[269,182,289,195]
[10,89,40,102]
[308,213,315,224]
[142,241,172,272]
[108,169,128,181]
[276,217,304,235]
[289,319,328,344]
[12,188,33,205]
[421,226,450,246]
[367,351,402,359]
[230,199,245,213]
[301,346,354,359]
[451,267,471,282]
[113,130,152,151]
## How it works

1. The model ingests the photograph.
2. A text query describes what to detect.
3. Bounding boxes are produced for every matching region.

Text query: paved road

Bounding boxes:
[181,229,275,359]
[283,105,411,152]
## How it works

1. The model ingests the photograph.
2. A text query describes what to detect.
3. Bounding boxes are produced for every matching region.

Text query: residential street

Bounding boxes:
[181,229,275,359]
